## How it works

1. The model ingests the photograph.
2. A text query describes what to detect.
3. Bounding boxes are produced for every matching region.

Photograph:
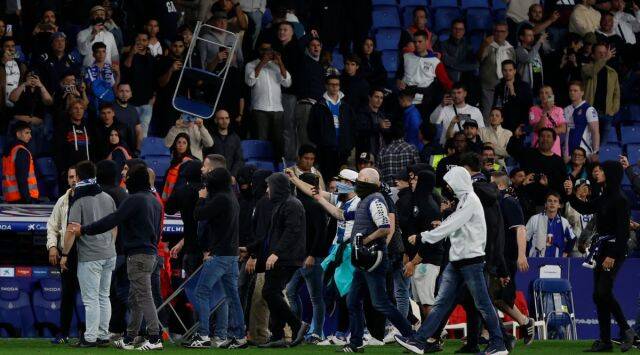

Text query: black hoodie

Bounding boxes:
[194,168,239,256]
[237,165,257,247]
[412,171,444,265]
[165,160,203,255]
[297,180,329,258]
[96,160,129,255]
[472,173,508,277]
[54,119,91,176]
[570,161,630,260]
[265,173,306,267]
[247,170,274,270]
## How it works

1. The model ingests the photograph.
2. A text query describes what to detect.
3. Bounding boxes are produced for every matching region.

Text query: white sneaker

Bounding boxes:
[136,339,164,351]
[365,336,385,346]
[317,335,347,346]
[384,327,400,344]
[113,338,134,350]
[212,336,228,348]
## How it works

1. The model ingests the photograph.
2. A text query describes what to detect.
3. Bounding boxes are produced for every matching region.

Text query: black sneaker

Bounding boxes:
[257,339,289,348]
[621,329,637,352]
[75,339,97,348]
[584,340,613,352]
[338,344,364,353]
[183,333,211,348]
[454,344,480,353]
[96,338,110,348]
[395,335,425,354]
[504,334,516,352]
[290,322,310,347]
[228,337,249,349]
[523,318,535,346]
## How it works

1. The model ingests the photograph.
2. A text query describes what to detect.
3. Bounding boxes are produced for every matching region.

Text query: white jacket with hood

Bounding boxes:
[420,166,487,262]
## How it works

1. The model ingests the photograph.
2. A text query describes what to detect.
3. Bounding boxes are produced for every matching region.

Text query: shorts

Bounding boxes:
[411,263,440,306]
[490,272,517,307]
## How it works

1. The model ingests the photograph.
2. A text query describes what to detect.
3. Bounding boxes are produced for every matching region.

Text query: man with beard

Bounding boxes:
[113,83,143,152]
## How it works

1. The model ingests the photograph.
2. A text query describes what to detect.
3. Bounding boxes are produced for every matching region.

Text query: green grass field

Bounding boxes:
[0,340,602,354]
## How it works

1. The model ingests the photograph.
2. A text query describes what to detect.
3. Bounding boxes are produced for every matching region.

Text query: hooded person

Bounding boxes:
[237,165,258,247]
[566,161,636,352]
[395,166,508,355]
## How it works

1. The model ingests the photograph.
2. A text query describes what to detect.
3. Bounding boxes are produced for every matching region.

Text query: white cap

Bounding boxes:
[336,169,358,182]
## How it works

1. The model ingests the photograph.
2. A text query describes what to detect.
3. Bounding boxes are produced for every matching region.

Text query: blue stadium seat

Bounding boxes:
[145,155,171,181]
[375,28,401,50]
[625,104,640,123]
[0,279,35,337]
[469,32,485,52]
[381,50,400,73]
[624,185,640,209]
[32,278,62,337]
[373,0,398,6]
[399,0,427,7]
[401,6,417,27]
[35,157,58,201]
[621,126,640,144]
[246,159,275,172]
[332,51,344,71]
[241,140,274,161]
[433,8,461,34]
[141,137,170,158]
[461,0,489,8]
[492,0,507,10]
[632,209,640,222]
[466,8,493,32]
[599,144,622,162]
[492,0,507,20]
[628,144,640,164]
[438,32,450,42]
[372,6,401,29]
[607,127,619,144]
[431,0,457,8]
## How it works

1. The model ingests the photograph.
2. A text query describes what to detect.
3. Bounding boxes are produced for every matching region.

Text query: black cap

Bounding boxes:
[357,152,374,164]
[462,120,478,128]
[394,169,410,182]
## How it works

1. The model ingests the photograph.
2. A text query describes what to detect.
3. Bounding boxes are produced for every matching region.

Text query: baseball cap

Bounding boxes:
[357,152,375,164]
[575,178,591,188]
[335,169,358,183]
[462,120,479,128]
[51,32,66,41]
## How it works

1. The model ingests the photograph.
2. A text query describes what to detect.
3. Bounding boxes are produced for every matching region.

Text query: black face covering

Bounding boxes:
[442,183,457,202]
[354,180,380,199]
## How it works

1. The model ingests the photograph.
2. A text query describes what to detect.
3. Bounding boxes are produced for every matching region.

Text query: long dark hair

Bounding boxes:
[169,132,193,166]
[108,128,130,153]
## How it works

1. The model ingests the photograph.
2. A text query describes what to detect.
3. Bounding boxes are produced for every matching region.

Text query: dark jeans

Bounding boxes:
[110,255,129,334]
[252,110,284,161]
[262,265,301,341]
[60,259,79,337]
[594,258,630,342]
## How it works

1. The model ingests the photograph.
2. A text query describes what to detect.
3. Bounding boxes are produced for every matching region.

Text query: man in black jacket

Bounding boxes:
[208,110,244,177]
[184,167,247,349]
[341,54,370,110]
[259,172,309,348]
[492,60,533,131]
[285,172,328,343]
[294,38,324,148]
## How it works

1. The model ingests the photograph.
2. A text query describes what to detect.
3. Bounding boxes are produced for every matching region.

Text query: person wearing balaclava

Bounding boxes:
[76,165,164,351]
[565,161,636,352]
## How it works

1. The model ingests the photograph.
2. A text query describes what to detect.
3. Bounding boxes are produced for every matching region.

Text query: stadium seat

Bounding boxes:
[399,0,427,7]
[241,140,274,161]
[401,6,419,27]
[492,0,507,10]
[469,32,485,52]
[0,279,35,337]
[626,104,640,123]
[375,28,402,50]
[599,144,622,162]
[372,6,401,29]
[141,137,170,158]
[381,50,400,73]
[332,51,345,71]
[245,159,275,172]
[466,8,493,32]
[433,8,462,34]
[621,126,640,144]
[461,0,489,8]
[32,278,62,337]
[372,0,398,6]
[623,185,640,209]
[632,209,640,222]
[431,0,457,8]
[627,144,640,164]
[607,127,619,144]
[144,155,171,182]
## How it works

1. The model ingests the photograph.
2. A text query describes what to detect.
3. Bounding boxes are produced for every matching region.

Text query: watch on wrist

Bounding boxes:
[61,253,68,257]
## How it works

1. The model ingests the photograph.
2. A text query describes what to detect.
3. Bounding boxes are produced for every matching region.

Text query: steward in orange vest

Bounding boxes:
[2,122,39,203]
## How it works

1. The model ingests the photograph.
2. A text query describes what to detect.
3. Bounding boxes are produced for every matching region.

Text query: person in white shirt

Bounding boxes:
[430,83,484,145]
[77,6,120,67]
[144,19,163,57]
[611,0,640,45]
[564,81,600,159]
[569,0,601,37]
[245,41,291,160]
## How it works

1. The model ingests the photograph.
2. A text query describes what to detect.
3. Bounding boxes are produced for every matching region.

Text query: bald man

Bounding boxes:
[343,168,414,352]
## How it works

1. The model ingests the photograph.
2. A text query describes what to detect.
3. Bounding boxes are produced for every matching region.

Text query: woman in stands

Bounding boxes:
[106,128,132,173]
[357,37,387,88]
[161,132,194,202]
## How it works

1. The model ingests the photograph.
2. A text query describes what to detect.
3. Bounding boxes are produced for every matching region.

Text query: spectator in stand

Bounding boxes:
[308,75,355,182]
[100,2,124,50]
[582,43,620,146]
[479,22,516,119]
[516,26,547,93]
[357,152,376,172]
[507,127,566,205]
[509,167,537,220]
[567,147,590,182]
[31,10,59,60]
[77,5,119,67]
[84,42,119,99]
[165,116,213,161]
[493,59,533,131]
[399,7,434,54]
[198,12,244,71]
[620,155,640,194]
[238,0,266,46]
[123,33,156,138]
[355,87,388,158]
[9,70,53,156]
[245,41,291,161]
[47,166,77,345]
[529,86,567,156]
[53,72,89,122]
[292,145,326,191]
[397,30,453,113]
[2,121,39,203]
[152,37,185,137]
[92,103,135,161]
[35,32,81,94]
[399,89,423,151]
[506,0,540,34]
[525,191,576,257]
[569,0,601,37]
[113,83,143,152]
[161,133,195,202]
[208,109,244,177]
[341,54,370,110]
[418,122,439,165]
[1,37,25,112]
[435,132,469,188]
[431,83,484,146]
[563,178,594,256]
[520,4,560,43]
[106,128,132,172]
[377,125,421,186]
[358,37,387,88]
[144,19,163,57]
[54,100,91,189]
[564,81,600,160]
[212,0,250,33]
[611,0,640,45]
[479,108,512,166]
[434,19,479,84]
[460,121,484,154]
[295,37,324,148]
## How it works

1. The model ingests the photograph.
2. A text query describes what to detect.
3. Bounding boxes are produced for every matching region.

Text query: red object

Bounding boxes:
[14,266,32,278]
[154,191,173,299]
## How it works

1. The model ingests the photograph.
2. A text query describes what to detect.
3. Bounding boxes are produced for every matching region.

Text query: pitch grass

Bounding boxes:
[0,339,601,354]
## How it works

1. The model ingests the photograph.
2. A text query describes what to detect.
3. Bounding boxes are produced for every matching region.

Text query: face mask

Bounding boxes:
[354,180,379,198]
[336,181,354,194]
[442,183,456,202]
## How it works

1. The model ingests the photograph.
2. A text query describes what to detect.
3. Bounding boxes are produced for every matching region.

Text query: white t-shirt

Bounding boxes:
[430,103,485,145]
[4,60,20,107]
[148,41,163,57]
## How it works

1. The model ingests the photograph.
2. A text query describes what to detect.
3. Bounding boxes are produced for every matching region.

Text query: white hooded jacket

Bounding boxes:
[420,166,486,262]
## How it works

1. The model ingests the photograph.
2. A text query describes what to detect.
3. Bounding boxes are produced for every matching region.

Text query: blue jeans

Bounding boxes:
[77,256,116,342]
[414,262,504,349]
[286,258,325,337]
[347,253,413,347]
[135,104,153,138]
[392,265,411,320]
[194,256,245,339]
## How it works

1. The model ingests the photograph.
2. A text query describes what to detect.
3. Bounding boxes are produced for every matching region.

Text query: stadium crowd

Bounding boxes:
[0,0,639,353]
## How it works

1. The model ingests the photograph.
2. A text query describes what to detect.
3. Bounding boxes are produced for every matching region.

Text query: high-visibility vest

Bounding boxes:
[107,145,132,161]
[2,144,39,202]
[161,156,192,202]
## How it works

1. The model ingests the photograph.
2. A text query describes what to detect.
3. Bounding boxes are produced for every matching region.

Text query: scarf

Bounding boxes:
[490,41,513,79]
[69,178,102,208]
